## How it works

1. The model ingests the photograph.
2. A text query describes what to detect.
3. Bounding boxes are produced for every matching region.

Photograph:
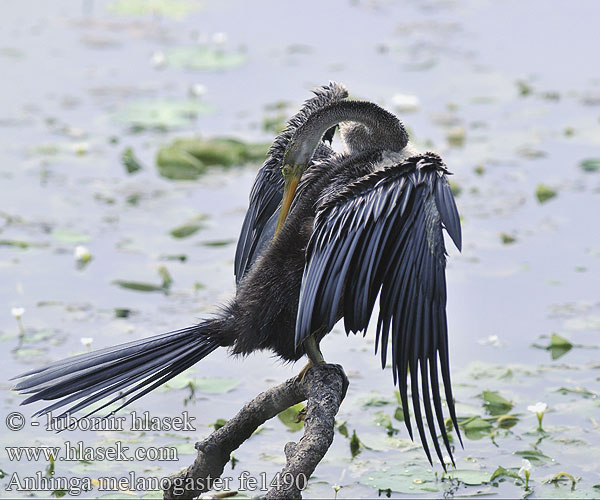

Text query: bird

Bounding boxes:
[12,82,462,467]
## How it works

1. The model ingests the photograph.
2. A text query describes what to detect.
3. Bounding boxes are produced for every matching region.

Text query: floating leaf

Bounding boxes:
[201,239,235,247]
[211,418,227,431]
[444,469,490,486]
[52,230,91,244]
[169,216,208,238]
[361,465,439,494]
[107,0,202,19]
[360,394,394,408]
[514,449,552,465]
[193,377,240,394]
[500,232,516,245]
[112,280,165,293]
[555,386,596,398]
[277,402,305,432]
[536,184,557,203]
[459,416,493,440]
[0,239,47,249]
[350,430,362,458]
[121,147,143,174]
[156,137,268,180]
[113,99,215,132]
[335,420,349,438]
[481,390,513,416]
[537,333,573,360]
[165,46,246,71]
[490,465,521,482]
[373,410,398,436]
[114,308,132,318]
[579,158,600,172]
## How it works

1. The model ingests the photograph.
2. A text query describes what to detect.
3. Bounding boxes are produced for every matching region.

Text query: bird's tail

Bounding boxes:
[12,320,222,420]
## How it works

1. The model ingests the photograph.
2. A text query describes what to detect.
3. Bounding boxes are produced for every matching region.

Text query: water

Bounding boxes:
[1,0,599,498]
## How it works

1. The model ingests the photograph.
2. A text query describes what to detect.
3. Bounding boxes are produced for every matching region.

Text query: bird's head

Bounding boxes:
[274,139,314,235]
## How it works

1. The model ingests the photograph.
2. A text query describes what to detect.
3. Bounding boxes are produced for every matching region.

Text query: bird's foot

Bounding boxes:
[297,360,315,384]
[297,362,349,403]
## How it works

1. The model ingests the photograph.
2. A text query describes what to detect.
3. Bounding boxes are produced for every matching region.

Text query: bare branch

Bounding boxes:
[163,363,347,500]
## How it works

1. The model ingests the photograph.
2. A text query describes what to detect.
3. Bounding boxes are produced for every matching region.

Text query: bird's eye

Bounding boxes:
[282,165,292,176]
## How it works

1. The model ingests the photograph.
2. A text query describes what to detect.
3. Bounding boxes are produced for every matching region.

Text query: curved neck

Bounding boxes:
[283,100,408,168]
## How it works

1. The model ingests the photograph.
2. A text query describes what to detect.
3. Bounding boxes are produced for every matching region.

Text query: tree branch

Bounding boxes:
[163,363,348,500]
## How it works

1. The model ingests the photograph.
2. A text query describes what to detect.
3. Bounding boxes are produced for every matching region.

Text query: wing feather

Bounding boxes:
[296,152,461,466]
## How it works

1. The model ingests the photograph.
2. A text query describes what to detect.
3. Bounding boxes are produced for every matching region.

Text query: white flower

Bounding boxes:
[391,93,420,113]
[212,32,228,46]
[11,307,25,318]
[519,459,532,476]
[527,402,547,414]
[74,245,92,263]
[80,337,94,347]
[151,51,166,68]
[479,334,501,347]
[189,83,206,97]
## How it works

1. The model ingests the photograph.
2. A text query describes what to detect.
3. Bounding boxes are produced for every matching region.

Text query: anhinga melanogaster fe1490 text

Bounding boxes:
[12,82,462,466]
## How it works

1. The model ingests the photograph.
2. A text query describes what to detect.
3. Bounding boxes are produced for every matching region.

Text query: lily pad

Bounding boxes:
[579,158,600,172]
[113,99,215,132]
[444,469,491,486]
[156,137,268,180]
[277,402,305,432]
[107,0,201,19]
[361,465,440,494]
[165,46,246,71]
[193,377,241,394]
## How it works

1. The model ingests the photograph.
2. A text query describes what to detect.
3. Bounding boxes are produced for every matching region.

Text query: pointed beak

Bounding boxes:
[275,169,301,235]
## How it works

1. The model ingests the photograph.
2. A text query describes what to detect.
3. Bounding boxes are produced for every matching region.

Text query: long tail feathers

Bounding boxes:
[12,322,220,421]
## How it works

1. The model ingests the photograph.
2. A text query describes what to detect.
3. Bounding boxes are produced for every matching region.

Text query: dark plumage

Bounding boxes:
[12,82,462,467]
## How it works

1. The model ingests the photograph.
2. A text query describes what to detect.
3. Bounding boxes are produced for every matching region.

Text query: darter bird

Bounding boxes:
[12,82,462,465]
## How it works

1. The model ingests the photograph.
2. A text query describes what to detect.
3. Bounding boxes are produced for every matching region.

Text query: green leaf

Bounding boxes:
[156,137,268,180]
[335,420,349,438]
[360,465,440,494]
[165,46,247,71]
[459,416,493,440]
[373,410,398,436]
[51,229,91,244]
[359,393,394,408]
[192,377,241,394]
[107,0,202,19]
[481,390,514,416]
[170,223,204,239]
[579,158,600,172]
[444,469,490,485]
[112,280,165,292]
[500,232,517,245]
[514,449,552,465]
[277,402,305,432]
[536,184,557,203]
[212,418,227,431]
[0,239,47,249]
[490,465,521,482]
[350,430,362,458]
[549,333,573,359]
[121,147,143,174]
[156,146,206,180]
[113,99,215,132]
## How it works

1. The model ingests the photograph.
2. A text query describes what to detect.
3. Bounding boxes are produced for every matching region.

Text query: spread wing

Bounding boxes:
[234,82,348,282]
[296,152,462,465]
